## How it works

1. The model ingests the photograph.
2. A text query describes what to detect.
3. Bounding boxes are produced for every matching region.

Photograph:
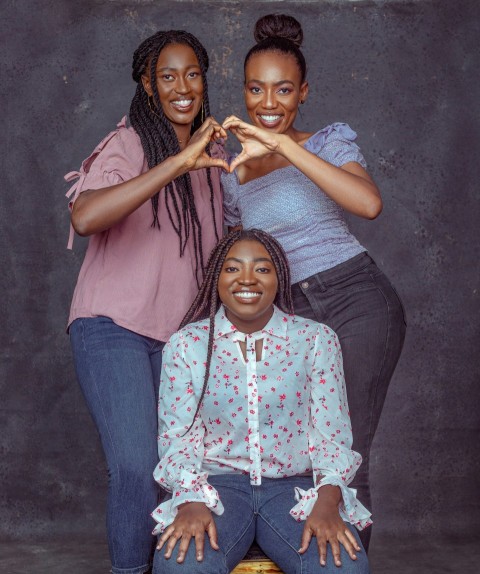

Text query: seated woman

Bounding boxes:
[151,229,372,574]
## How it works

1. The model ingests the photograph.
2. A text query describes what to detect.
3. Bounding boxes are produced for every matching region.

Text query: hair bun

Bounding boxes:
[254,14,303,47]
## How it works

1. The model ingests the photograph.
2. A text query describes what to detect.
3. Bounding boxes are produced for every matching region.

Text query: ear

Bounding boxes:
[299,81,309,104]
[141,73,153,97]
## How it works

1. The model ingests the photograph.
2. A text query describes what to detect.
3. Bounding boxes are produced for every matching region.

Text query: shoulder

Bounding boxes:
[165,318,210,352]
[304,123,360,153]
[79,116,144,174]
[305,122,367,168]
[102,117,144,164]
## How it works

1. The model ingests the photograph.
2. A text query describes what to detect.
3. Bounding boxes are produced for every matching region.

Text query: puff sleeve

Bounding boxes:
[64,117,145,248]
[306,123,367,170]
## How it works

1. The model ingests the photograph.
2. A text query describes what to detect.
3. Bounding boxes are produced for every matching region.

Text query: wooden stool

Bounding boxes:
[231,542,284,573]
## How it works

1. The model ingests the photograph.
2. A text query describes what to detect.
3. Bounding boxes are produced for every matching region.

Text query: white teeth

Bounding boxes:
[172,99,193,108]
[234,292,261,299]
[260,115,281,122]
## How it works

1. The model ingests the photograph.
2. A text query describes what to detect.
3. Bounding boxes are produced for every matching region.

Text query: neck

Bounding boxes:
[174,126,192,149]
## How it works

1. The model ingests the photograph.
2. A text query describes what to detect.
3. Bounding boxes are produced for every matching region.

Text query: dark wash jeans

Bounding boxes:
[70,316,165,574]
[292,252,407,551]
[153,474,370,574]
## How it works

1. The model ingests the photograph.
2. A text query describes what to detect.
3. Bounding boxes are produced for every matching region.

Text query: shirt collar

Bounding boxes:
[213,305,289,342]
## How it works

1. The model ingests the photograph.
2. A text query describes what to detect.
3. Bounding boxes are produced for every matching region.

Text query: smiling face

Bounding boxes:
[244,50,308,136]
[218,239,278,334]
[141,42,204,137]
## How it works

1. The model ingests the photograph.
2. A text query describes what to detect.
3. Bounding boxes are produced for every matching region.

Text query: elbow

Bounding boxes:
[364,196,383,220]
[71,203,93,237]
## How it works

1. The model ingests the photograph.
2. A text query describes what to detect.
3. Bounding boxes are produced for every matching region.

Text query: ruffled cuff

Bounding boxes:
[151,470,224,535]
[289,477,372,531]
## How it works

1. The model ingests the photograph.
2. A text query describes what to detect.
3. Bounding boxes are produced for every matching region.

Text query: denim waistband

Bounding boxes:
[293,252,374,287]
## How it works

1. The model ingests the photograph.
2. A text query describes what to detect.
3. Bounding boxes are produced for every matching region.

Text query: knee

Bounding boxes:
[153,546,227,574]
[108,459,158,493]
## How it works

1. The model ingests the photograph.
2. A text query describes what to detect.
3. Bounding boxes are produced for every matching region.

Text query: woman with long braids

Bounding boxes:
[220,14,407,552]
[65,30,228,574]
[151,229,371,573]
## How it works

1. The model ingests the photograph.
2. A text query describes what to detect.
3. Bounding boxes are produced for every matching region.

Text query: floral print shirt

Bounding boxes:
[152,306,372,534]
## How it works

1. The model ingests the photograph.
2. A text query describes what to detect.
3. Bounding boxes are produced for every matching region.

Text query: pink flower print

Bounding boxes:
[261,375,267,381]
[276,344,282,351]
[265,404,270,409]
[228,398,234,403]
[296,419,302,426]
[279,394,286,401]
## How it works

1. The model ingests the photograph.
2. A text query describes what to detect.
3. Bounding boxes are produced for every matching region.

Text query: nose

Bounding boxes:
[174,76,189,95]
[263,88,276,110]
[239,265,257,285]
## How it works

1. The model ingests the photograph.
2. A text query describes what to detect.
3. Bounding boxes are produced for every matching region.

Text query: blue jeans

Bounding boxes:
[291,253,407,551]
[153,474,370,574]
[70,316,165,574]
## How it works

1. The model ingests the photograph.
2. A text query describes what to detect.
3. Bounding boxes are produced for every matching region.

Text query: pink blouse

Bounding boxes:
[65,117,224,341]
[152,306,372,534]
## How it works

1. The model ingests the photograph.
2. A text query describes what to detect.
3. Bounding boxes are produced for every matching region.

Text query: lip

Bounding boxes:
[256,113,283,129]
[171,99,195,112]
[232,290,262,302]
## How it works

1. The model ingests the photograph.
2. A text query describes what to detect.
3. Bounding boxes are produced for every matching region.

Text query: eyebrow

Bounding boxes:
[246,79,295,87]
[224,257,273,263]
[157,64,200,72]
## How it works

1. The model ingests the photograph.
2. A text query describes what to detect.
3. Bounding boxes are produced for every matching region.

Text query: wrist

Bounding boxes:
[316,484,342,507]
[276,133,295,158]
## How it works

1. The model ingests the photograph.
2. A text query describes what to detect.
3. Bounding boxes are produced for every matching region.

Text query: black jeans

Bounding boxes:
[292,252,406,551]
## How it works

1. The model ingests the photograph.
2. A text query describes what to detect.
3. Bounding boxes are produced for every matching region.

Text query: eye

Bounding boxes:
[223,266,239,273]
[249,86,262,95]
[256,266,271,274]
[162,74,174,81]
[188,71,200,79]
[277,87,292,95]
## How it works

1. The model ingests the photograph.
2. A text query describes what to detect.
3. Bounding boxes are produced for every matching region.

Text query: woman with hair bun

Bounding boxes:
[65,30,228,574]
[222,13,406,552]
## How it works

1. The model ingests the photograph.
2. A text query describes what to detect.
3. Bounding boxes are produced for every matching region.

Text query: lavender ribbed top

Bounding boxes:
[222,123,367,284]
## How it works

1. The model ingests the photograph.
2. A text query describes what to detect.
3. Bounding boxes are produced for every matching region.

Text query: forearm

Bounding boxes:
[71,153,187,236]
[277,136,382,219]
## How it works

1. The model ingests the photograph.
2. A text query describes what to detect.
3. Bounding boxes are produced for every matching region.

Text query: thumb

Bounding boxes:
[228,151,249,173]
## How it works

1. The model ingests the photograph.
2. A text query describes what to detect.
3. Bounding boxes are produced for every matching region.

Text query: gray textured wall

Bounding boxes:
[1,0,479,542]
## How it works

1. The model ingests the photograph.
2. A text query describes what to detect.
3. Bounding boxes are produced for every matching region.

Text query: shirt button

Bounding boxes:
[301,281,309,290]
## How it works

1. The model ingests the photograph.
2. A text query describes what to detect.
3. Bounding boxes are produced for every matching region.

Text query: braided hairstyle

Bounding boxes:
[130,30,219,286]
[244,14,307,83]
[180,229,294,432]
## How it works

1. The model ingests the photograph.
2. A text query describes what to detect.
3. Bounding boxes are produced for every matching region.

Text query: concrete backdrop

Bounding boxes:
[1,0,479,543]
